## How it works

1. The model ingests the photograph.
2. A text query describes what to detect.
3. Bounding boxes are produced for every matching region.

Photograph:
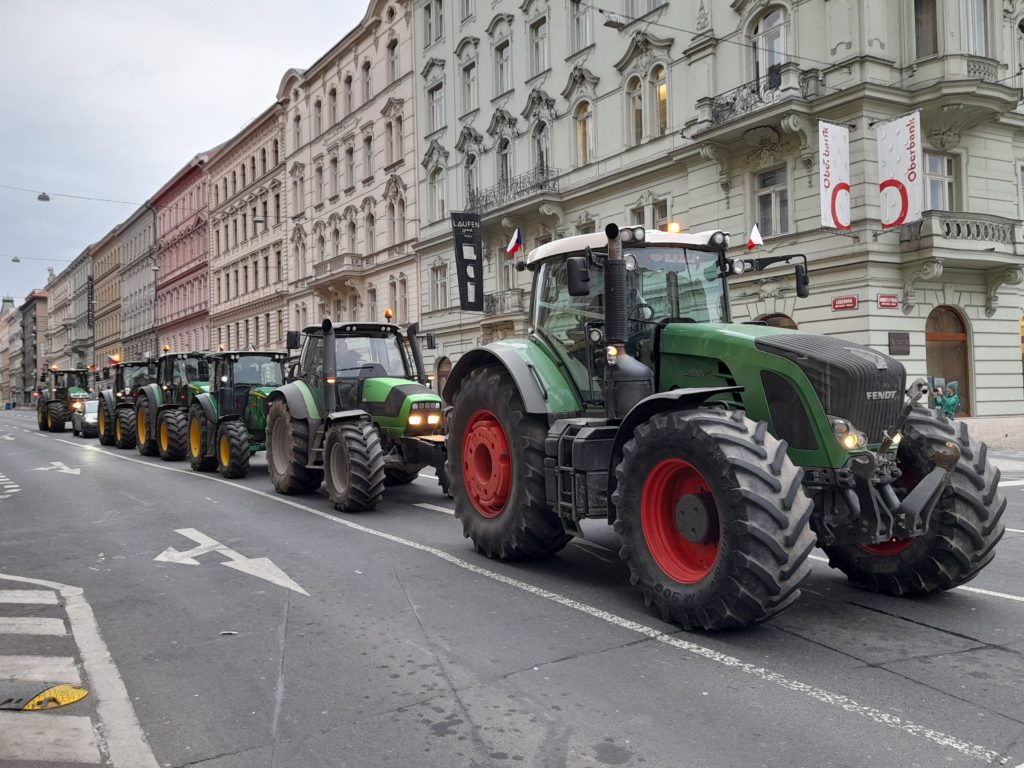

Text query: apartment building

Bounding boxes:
[119,204,160,361]
[91,225,120,369]
[18,290,48,402]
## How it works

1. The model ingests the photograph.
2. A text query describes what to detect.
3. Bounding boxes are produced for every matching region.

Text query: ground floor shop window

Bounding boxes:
[925,305,971,416]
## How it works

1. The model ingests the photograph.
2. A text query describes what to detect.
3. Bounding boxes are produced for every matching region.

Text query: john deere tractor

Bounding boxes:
[133,352,210,460]
[96,358,156,448]
[188,350,286,478]
[265,320,447,512]
[36,366,92,432]
[443,224,1005,631]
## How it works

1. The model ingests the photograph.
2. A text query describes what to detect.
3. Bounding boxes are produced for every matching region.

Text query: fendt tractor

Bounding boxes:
[443,224,1006,631]
[133,352,210,460]
[265,320,448,512]
[36,366,93,433]
[96,357,156,448]
[188,350,287,478]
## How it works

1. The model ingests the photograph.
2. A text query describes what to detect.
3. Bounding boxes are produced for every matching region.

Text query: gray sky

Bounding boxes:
[0,0,367,307]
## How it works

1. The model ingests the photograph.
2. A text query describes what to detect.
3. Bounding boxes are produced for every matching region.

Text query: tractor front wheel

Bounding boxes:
[135,397,158,456]
[188,404,216,472]
[822,407,1005,595]
[158,409,187,461]
[47,402,67,433]
[115,407,137,449]
[98,403,115,446]
[612,408,815,630]
[217,420,251,479]
[447,366,570,560]
[324,421,385,512]
[266,399,323,494]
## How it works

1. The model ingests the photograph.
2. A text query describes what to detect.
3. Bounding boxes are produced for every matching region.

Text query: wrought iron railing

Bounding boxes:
[468,167,561,214]
[483,289,525,317]
[710,69,786,126]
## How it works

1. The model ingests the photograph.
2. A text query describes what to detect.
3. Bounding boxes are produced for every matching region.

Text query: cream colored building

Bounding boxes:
[92,225,121,368]
[278,0,419,335]
[207,103,290,351]
[412,0,1024,421]
[119,204,159,361]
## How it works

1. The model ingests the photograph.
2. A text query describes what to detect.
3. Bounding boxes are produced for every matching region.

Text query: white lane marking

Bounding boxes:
[0,654,81,683]
[0,712,101,763]
[1006,528,1024,534]
[0,617,66,636]
[0,472,21,503]
[414,502,454,515]
[51,440,1008,764]
[998,480,1024,487]
[0,589,59,604]
[0,573,160,768]
[572,538,616,563]
[0,434,14,440]
[32,460,81,475]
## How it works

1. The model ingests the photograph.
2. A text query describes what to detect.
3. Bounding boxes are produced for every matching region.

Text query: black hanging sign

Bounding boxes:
[450,211,483,312]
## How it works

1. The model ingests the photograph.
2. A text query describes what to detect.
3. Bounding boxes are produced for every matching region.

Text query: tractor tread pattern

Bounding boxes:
[266,400,323,494]
[115,407,137,449]
[218,421,251,479]
[135,397,159,456]
[47,403,68,433]
[187,404,217,471]
[98,402,116,446]
[159,409,188,461]
[325,421,386,512]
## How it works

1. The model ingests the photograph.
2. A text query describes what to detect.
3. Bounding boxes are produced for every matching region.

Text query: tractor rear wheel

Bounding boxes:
[98,403,115,446]
[612,408,815,630]
[447,366,570,560]
[324,421,385,512]
[822,407,1005,595]
[135,397,158,456]
[266,399,323,494]
[384,467,421,485]
[188,404,217,472]
[115,407,137,449]
[47,403,66,433]
[217,420,251,479]
[158,409,187,461]
[37,407,47,431]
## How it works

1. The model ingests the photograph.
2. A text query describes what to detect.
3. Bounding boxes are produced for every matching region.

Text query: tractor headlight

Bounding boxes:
[830,417,867,451]
[408,414,424,426]
[409,401,443,429]
[427,413,441,426]
[710,230,729,248]
[71,400,84,411]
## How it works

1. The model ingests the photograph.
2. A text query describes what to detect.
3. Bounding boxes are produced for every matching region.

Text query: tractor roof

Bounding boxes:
[209,350,286,359]
[302,323,400,337]
[525,229,728,265]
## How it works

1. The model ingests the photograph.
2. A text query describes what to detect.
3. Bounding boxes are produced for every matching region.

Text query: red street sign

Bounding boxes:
[831,295,859,311]
[877,294,899,309]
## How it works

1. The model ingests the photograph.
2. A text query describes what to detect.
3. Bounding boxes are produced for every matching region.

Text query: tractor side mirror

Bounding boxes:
[794,263,810,298]
[567,256,591,297]
[286,330,301,350]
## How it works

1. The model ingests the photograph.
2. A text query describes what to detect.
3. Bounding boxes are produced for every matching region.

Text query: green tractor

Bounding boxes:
[443,224,1005,631]
[265,320,448,512]
[188,350,287,478]
[133,352,210,460]
[35,366,92,433]
[96,358,156,448]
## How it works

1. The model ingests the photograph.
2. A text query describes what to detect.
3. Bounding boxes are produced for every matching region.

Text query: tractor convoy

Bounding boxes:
[34,223,1006,632]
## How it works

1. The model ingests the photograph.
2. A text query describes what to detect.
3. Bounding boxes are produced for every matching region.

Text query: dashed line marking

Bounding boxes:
[413,502,454,515]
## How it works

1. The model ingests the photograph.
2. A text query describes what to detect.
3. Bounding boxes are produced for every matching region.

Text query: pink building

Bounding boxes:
[153,148,220,352]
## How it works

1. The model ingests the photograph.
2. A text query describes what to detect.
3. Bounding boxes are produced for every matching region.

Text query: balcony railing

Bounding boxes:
[312,252,363,280]
[468,167,561,215]
[900,210,1020,255]
[483,289,525,317]
[710,71,785,126]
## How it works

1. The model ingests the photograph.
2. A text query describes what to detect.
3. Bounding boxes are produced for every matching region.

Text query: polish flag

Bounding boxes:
[747,223,764,251]
[505,227,523,258]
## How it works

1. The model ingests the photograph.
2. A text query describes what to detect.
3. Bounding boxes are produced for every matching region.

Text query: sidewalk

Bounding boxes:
[959,416,1023,454]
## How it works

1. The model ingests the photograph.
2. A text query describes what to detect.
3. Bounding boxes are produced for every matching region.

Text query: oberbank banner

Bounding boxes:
[876,110,923,229]
[819,121,850,231]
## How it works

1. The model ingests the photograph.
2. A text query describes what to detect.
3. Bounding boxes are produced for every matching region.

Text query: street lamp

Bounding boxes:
[37,192,51,202]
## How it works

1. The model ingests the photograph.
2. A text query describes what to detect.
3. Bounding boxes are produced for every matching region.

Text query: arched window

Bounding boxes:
[574,101,594,166]
[362,61,372,102]
[533,121,550,170]
[329,88,338,124]
[314,100,322,135]
[250,156,256,180]
[758,312,798,329]
[925,306,972,416]
[385,122,394,165]
[464,153,478,198]
[626,76,643,146]
[332,228,341,257]
[347,221,357,252]
[240,164,246,186]
[752,7,788,83]
[497,138,511,184]
[260,148,267,175]
[366,214,376,252]
[650,64,668,136]
[394,116,404,158]
[293,115,302,147]
[387,40,400,83]
[428,168,446,221]
[317,235,326,262]
[344,75,354,112]
[387,202,396,245]
[272,140,279,166]
[397,200,406,241]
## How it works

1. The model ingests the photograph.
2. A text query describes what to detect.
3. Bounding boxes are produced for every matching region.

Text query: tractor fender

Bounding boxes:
[606,386,744,525]
[442,343,580,415]
[324,408,372,425]
[265,382,315,421]
[99,390,117,415]
[135,383,163,431]
[194,392,218,424]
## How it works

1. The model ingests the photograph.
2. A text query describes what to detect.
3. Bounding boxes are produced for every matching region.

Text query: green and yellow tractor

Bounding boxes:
[265,320,447,512]
[133,352,210,460]
[96,357,156,448]
[188,350,286,478]
[443,224,1005,630]
[35,366,92,433]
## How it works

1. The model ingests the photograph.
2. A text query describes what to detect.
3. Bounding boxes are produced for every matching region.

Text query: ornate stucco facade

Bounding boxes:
[119,204,159,361]
[91,225,121,369]
[413,0,1024,417]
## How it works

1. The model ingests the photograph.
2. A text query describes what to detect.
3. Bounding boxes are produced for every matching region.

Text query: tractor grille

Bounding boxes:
[754,334,905,444]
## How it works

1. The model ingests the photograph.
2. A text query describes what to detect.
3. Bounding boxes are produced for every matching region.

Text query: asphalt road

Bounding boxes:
[1,406,1023,768]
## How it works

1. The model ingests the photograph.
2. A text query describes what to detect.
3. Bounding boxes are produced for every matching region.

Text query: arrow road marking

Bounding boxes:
[0,435,14,441]
[32,462,81,476]
[154,528,308,595]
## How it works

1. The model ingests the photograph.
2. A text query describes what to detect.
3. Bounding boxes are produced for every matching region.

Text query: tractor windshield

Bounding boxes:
[121,365,152,391]
[625,247,728,325]
[334,334,409,378]
[232,356,284,387]
[66,372,90,390]
[177,357,209,384]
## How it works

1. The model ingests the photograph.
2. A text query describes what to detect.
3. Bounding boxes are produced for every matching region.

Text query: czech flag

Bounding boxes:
[505,227,523,259]
[747,223,764,251]
[106,354,120,365]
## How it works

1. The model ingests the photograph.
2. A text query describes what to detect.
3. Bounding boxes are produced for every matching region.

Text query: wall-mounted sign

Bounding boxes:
[878,294,899,309]
[831,295,858,311]
[888,332,910,356]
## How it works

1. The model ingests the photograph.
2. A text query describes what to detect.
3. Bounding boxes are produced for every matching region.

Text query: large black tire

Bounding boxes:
[115,407,137,449]
[37,406,47,431]
[188,404,217,472]
[217,420,251,479]
[384,467,422,485]
[447,366,571,560]
[47,402,67,433]
[135,396,158,456]
[822,407,1006,595]
[266,399,323,494]
[98,402,115,446]
[612,408,816,631]
[324,421,386,512]
[158,409,188,461]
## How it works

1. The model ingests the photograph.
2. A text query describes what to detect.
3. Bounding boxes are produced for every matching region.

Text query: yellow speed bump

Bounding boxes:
[9,684,89,711]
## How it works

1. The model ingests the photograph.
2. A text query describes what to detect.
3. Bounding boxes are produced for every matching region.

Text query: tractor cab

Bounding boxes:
[154,352,210,406]
[208,351,286,418]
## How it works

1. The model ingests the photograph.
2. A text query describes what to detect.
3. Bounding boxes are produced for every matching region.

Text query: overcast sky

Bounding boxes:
[0,0,367,307]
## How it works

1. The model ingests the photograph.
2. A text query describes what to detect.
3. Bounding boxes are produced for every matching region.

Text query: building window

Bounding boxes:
[317,236,326,263]
[362,61,372,102]
[315,165,324,204]
[497,138,511,183]
[574,101,594,166]
[654,199,669,231]
[345,147,355,188]
[333,228,341,257]
[387,202,396,244]
[330,157,339,196]
[429,168,446,221]
[329,89,337,124]
[651,64,668,135]
[363,135,374,177]
[461,0,472,20]
[293,115,301,147]
[914,0,939,57]
[344,76,353,113]
[347,221,357,252]
[495,40,511,94]
[424,0,443,45]
[366,214,376,252]
[314,100,322,136]
[533,121,550,170]
[756,167,789,237]
[964,0,989,56]
[572,0,593,52]
[394,115,404,159]
[627,76,643,146]
[385,122,394,165]
[428,83,445,132]
[272,140,279,166]
[530,17,549,75]
[630,206,645,226]
[368,287,377,320]
[628,0,658,17]
[462,61,477,112]
[924,152,956,211]
[576,220,596,235]
[387,40,399,83]
[752,8,788,82]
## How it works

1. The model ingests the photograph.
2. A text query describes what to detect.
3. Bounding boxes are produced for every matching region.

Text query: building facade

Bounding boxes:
[413,0,1024,417]
[277,0,419,336]
[45,257,76,369]
[92,224,122,369]
[119,204,160,361]
[207,104,290,351]
[0,297,14,403]
[19,290,47,402]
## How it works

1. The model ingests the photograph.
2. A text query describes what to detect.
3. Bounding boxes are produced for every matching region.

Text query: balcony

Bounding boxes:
[482,289,525,320]
[310,253,363,285]
[468,167,561,216]
[899,210,1022,265]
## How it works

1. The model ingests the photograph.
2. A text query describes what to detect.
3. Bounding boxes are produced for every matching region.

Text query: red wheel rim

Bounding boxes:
[859,538,914,556]
[641,459,720,583]
[462,409,511,519]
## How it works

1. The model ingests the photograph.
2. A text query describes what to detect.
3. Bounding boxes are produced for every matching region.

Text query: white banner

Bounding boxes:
[819,121,851,231]
[876,111,923,229]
